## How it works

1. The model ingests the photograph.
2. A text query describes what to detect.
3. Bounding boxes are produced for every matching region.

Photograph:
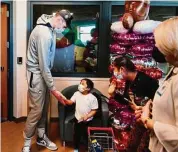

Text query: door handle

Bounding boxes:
[1,67,4,72]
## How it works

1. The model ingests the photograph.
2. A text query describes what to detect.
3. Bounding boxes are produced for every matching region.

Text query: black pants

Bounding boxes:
[74,118,92,149]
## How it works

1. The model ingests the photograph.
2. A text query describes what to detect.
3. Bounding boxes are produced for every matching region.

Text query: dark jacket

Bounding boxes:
[114,71,159,105]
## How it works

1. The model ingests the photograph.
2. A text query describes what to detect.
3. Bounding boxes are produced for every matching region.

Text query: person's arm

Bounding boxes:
[64,92,77,105]
[37,33,67,103]
[83,109,97,121]
[51,90,66,105]
[140,100,154,129]
[153,77,178,151]
[65,99,74,105]
[142,77,178,151]
[130,102,142,111]
[142,117,154,129]
[37,34,55,91]
[108,81,116,97]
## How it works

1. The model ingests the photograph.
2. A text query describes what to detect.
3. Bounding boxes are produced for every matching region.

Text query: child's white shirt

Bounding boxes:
[70,91,98,121]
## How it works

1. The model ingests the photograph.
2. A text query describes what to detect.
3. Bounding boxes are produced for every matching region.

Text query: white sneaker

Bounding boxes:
[22,133,31,152]
[36,134,58,151]
[22,146,30,152]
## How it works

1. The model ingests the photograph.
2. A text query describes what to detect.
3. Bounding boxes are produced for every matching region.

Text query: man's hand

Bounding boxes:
[51,90,66,105]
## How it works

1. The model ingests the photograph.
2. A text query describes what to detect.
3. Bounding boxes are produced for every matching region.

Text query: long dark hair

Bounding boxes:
[113,56,136,72]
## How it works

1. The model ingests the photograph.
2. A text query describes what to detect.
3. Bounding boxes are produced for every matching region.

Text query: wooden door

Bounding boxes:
[1,4,8,121]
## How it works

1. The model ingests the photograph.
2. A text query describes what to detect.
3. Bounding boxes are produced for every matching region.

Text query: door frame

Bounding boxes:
[1,1,13,121]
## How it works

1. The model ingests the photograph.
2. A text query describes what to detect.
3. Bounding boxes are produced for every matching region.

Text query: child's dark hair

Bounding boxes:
[81,78,94,91]
[113,56,136,72]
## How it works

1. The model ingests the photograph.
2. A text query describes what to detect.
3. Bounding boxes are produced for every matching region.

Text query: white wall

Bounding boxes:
[13,0,110,118]
[13,0,28,118]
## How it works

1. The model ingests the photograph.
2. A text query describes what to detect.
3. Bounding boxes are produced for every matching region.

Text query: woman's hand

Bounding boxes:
[135,100,154,129]
[135,100,152,122]
[141,100,152,121]
[135,106,143,122]
[129,98,142,111]
[141,100,154,129]
[108,81,117,96]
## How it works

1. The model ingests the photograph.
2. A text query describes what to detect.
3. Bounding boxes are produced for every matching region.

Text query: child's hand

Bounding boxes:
[111,80,117,86]
[83,115,88,121]
[78,115,88,123]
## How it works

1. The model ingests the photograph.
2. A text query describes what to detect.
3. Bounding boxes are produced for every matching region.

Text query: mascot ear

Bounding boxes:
[122,13,134,29]
[122,0,150,29]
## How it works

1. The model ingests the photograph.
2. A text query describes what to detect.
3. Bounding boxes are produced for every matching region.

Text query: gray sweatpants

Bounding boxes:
[24,71,50,138]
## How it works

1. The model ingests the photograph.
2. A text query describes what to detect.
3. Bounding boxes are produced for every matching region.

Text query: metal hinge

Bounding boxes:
[7,42,9,48]
[7,11,9,17]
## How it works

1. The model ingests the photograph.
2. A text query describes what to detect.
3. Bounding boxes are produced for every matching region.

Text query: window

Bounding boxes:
[111,5,124,22]
[32,4,100,75]
[149,6,178,21]
[78,25,95,44]
[29,2,178,78]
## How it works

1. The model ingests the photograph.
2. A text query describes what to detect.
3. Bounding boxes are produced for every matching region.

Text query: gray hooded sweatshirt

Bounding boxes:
[26,14,56,91]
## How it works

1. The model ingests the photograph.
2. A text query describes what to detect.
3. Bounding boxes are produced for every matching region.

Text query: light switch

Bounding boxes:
[17,57,23,64]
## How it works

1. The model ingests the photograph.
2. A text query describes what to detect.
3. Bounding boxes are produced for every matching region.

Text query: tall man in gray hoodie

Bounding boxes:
[22,10,73,152]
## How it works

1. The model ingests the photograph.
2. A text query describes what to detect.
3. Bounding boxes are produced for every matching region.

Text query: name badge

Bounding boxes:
[156,79,171,96]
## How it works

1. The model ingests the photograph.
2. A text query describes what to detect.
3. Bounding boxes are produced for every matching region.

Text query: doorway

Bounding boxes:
[1,2,13,121]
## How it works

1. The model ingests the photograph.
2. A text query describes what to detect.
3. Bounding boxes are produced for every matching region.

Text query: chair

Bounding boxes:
[58,85,109,146]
